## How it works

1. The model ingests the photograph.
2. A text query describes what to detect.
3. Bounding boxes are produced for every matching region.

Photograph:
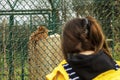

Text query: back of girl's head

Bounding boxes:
[62,16,111,59]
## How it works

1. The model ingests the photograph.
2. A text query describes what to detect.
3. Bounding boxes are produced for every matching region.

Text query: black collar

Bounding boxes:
[67,51,118,80]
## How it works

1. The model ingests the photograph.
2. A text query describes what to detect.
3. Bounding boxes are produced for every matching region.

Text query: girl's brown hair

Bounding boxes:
[62,16,111,59]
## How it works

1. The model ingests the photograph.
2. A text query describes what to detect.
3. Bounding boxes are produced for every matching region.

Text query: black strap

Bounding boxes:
[115,63,120,70]
[63,63,81,80]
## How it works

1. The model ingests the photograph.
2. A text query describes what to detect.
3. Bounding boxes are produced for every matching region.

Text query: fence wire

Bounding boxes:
[0,0,120,80]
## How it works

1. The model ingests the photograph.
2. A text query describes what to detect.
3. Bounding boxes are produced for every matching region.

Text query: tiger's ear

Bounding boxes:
[38,26,48,33]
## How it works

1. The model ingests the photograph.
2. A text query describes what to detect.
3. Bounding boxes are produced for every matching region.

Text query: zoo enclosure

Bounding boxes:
[0,0,120,80]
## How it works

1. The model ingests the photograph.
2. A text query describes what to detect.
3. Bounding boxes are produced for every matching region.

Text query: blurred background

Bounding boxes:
[0,0,120,80]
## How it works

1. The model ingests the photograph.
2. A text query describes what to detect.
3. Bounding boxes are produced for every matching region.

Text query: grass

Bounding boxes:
[113,42,120,60]
[0,52,29,80]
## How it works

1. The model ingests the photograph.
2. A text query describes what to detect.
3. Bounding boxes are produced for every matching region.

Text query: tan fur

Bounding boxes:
[29,26,48,44]
[28,26,63,80]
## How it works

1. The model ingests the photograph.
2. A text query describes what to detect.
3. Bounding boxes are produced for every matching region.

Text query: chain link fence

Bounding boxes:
[0,0,120,80]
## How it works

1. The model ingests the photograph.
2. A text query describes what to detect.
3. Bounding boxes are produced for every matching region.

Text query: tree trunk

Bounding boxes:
[2,18,8,79]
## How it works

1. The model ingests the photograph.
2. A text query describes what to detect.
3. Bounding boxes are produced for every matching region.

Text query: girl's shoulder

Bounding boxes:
[116,61,120,65]
[93,69,120,80]
[46,60,120,80]
[46,60,69,80]
[93,61,120,80]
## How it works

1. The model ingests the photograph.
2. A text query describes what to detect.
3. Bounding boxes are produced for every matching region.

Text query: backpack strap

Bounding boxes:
[115,63,120,70]
[63,63,81,80]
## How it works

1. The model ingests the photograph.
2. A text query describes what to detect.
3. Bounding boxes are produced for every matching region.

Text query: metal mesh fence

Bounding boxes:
[0,0,120,80]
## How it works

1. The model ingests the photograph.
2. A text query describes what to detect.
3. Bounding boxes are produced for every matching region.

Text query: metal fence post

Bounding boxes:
[8,14,14,80]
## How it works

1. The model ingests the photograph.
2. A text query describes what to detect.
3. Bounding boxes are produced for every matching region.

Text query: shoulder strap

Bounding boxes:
[63,63,81,80]
[115,61,120,70]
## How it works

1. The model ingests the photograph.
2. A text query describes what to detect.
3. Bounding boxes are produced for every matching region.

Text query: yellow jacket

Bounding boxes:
[46,60,120,80]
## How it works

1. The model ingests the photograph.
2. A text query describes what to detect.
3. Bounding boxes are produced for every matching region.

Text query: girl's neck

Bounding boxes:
[79,51,94,55]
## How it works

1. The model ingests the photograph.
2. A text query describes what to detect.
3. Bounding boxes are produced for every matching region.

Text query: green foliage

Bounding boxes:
[0,0,120,80]
[114,43,120,60]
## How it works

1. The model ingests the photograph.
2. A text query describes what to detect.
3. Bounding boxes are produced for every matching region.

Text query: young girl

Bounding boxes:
[46,16,120,80]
